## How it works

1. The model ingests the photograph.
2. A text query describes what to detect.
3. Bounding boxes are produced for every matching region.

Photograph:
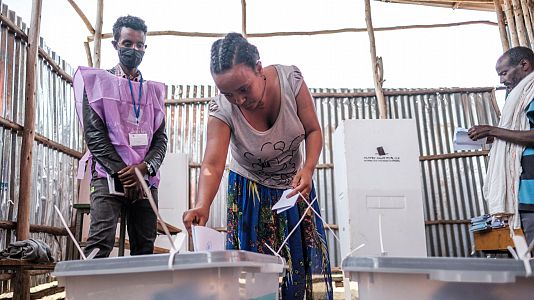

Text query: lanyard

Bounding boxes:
[128,74,143,124]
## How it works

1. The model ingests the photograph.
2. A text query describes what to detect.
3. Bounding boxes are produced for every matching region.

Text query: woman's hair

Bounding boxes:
[210,33,260,74]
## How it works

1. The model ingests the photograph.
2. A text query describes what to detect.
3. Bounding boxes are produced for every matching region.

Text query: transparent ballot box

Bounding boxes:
[53,250,284,300]
[342,256,534,300]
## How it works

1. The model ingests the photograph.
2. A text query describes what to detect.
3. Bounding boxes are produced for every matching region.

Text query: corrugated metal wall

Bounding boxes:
[165,85,499,266]
[0,3,82,292]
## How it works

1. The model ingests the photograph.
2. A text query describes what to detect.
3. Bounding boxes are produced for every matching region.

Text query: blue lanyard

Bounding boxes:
[128,74,143,124]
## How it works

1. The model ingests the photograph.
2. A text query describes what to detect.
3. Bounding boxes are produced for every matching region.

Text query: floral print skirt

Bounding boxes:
[226,171,333,299]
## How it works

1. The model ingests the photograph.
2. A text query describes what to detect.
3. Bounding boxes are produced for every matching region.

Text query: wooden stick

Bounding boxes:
[86,20,498,41]
[0,115,82,159]
[504,0,520,46]
[34,133,83,159]
[163,87,496,105]
[385,0,495,11]
[84,40,93,67]
[93,0,103,68]
[38,48,72,83]
[241,0,247,37]
[88,30,225,41]
[420,150,489,161]
[66,0,95,34]
[0,220,70,236]
[520,0,534,47]
[364,0,387,119]
[13,270,31,300]
[0,13,73,81]
[17,0,43,242]
[425,219,471,225]
[512,0,529,46]
[494,0,511,50]
[0,10,27,38]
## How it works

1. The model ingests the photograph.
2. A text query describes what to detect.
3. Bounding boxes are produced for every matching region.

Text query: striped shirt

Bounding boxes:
[519,99,534,211]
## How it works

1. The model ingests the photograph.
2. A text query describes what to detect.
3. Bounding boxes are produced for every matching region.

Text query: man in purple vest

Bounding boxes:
[73,16,167,258]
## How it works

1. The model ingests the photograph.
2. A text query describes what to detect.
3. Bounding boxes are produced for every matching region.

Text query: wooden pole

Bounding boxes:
[66,0,95,34]
[512,0,529,46]
[364,0,387,119]
[15,2,42,298]
[85,20,498,41]
[241,0,247,37]
[84,40,93,67]
[17,0,42,243]
[93,0,104,68]
[521,0,534,47]
[504,0,520,46]
[494,0,511,50]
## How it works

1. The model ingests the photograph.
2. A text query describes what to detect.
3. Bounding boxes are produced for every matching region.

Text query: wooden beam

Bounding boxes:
[30,286,64,300]
[84,40,93,67]
[512,0,529,46]
[14,270,31,300]
[34,133,83,159]
[504,0,520,46]
[419,150,489,161]
[377,0,496,11]
[0,220,70,236]
[425,219,471,225]
[241,0,247,37]
[93,0,103,68]
[494,0,511,50]
[0,13,73,84]
[163,87,496,105]
[520,0,534,48]
[86,20,498,41]
[0,10,27,38]
[17,0,43,243]
[365,0,387,119]
[38,48,72,83]
[66,0,95,34]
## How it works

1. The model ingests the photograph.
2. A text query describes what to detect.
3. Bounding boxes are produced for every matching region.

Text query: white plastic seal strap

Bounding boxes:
[134,168,181,270]
[508,234,533,276]
[54,205,87,260]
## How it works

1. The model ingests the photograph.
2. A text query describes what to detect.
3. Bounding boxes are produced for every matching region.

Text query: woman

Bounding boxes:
[182,33,333,299]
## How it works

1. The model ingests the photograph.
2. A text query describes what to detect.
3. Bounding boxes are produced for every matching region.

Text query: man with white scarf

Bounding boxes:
[469,46,534,245]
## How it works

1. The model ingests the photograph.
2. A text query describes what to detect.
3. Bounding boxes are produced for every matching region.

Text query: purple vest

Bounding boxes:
[73,66,166,187]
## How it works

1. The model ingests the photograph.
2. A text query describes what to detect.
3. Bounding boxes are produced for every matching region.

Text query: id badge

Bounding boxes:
[129,133,148,147]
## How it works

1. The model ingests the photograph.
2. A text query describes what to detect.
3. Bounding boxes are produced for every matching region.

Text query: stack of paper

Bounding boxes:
[272,189,299,214]
[453,127,486,151]
[191,225,225,252]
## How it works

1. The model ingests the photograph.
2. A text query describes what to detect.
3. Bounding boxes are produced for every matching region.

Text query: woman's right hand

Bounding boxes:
[182,206,210,235]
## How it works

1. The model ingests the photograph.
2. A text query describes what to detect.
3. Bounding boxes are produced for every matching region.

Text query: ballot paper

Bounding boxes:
[272,189,299,214]
[453,127,487,151]
[191,225,225,251]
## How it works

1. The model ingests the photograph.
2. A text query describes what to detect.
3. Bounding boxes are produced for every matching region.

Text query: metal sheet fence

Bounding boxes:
[0,2,81,292]
[165,85,499,266]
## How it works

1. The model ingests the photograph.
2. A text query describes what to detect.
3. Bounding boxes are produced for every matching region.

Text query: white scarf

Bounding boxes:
[483,71,534,229]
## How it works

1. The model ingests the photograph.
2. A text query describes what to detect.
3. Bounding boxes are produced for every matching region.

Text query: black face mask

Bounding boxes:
[118,47,144,69]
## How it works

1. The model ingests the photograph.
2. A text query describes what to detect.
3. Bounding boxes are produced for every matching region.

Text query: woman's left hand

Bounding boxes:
[288,167,314,200]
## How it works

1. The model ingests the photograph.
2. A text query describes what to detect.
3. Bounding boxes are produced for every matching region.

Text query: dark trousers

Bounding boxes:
[520,210,534,246]
[84,178,158,258]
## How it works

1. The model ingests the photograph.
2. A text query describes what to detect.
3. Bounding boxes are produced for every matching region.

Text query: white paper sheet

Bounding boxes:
[192,225,225,251]
[272,189,299,214]
[453,127,487,151]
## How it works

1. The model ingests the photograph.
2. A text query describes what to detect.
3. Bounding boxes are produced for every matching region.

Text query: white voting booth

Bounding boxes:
[154,152,189,252]
[333,119,427,258]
